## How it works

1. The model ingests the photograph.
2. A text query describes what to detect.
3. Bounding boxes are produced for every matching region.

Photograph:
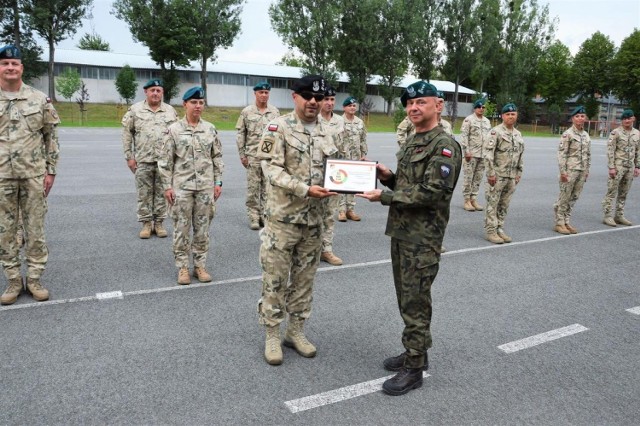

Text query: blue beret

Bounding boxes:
[291,75,325,94]
[343,96,357,107]
[253,81,271,91]
[621,109,634,119]
[143,79,163,89]
[473,99,485,109]
[570,105,586,116]
[324,86,336,97]
[400,81,438,107]
[182,86,205,101]
[0,45,21,60]
[501,103,517,113]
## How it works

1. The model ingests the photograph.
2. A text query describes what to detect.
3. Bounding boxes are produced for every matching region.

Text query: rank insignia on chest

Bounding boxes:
[442,148,452,157]
[268,124,278,132]
[440,165,451,178]
[261,140,274,153]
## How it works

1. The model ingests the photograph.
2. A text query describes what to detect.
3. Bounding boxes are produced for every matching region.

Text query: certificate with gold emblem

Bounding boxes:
[323,159,378,193]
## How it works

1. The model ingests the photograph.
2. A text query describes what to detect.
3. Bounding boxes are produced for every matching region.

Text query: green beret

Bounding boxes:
[400,81,438,107]
[143,79,163,89]
[324,86,336,97]
[570,105,586,116]
[0,45,21,60]
[253,81,271,91]
[291,75,325,94]
[343,96,357,107]
[437,91,445,100]
[473,99,485,109]
[621,109,634,119]
[182,86,205,101]
[501,103,517,113]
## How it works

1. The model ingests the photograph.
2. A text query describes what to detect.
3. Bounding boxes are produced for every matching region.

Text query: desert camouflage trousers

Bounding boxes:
[170,188,216,269]
[322,196,339,253]
[391,238,440,369]
[135,162,167,222]
[484,177,517,234]
[462,157,485,199]
[338,193,356,213]
[245,158,266,222]
[554,170,587,226]
[602,166,634,218]
[258,221,323,326]
[0,176,48,280]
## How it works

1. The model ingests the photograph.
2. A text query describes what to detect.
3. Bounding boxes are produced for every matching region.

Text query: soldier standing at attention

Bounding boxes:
[235,81,280,230]
[256,75,338,366]
[358,81,462,396]
[460,99,491,211]
[122,79,178,239]
[338,96,367,222]
[483,103,524,244]
[158,87,224,285]
[0,45,60,305]
[554,106,591,235]
[396,91,453,146]
[602,109,640,227]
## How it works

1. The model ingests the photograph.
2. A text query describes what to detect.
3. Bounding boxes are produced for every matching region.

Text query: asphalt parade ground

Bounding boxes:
[1,128,638,425]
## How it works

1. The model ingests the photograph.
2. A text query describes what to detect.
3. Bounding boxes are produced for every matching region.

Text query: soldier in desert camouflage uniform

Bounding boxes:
[602,109,640,227]
[256,75,338,366]
[338,96,367,222]
[397,91,453,146]
[235,81,280,230]
[358,81,462,396]
[158,87,224,286]
[553,106,591,235]
[0,45,60,305]
[122,79,178,239]
[483,103,524,244]
[460,99,491,211]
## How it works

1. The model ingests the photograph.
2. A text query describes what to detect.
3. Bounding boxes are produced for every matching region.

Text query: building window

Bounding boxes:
[223,73,245,86]
[100,68,118,80]
[81,66,98,79]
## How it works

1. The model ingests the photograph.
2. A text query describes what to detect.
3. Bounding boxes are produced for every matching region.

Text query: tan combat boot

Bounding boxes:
[485,233,504,244]
[154,221,168,238]
[194,266,212,283]
[463,199,475,211]
[565,223,578,234]
[337,211,347,222]
[554,224,571,235]
[26,277,49,302]
[139,221,152,239]
[471,198,484,211]
[264,325,283,365]
[320,251,343,266]
[177,267,191,285]
[1,277,23,305]
[497,230,512,243]
[346,210,361,221]
[283,318,317,358]
[603,217,617,227]
[615,216,633,226]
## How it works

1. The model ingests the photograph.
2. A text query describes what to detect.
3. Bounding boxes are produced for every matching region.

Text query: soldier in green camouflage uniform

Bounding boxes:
[602,109,640,227]
[397,91,453,146]
[235,82,280,230]
[256,75,339,366]
[122,79,178,239]
[0,45,60,305]
[553,106,591,235]
[483,103,524,244]
[460,99,491,211]
[358,81,462,396]
[338,96,367,222]
[158,87,224,286]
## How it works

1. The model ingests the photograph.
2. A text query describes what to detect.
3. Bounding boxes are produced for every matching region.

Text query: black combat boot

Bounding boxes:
[382,351,428,372]
[382,367,424,396]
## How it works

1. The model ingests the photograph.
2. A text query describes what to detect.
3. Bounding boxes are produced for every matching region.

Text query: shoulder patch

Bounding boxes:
[491,130,496,135]
[261,140,274,153]
[562,134,568,138]
[440,164,451,178]
[268,124,278,132]
[611,130,617,135]
[442,148,452,158]
[46,97,52,103]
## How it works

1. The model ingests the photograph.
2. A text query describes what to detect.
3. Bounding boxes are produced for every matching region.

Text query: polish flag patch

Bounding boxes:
[268,124,278,131]
[442,148,452,157]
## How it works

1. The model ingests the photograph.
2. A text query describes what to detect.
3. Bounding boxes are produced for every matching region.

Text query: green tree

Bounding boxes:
[77,32,110,51]
[76,80,89,124]
[115,64,138,105]
[23,0,93,101]
[572,31,616,102]
[406,0,443,82]
[276,51,305,68]
[470,0,502,93]
[535,40,574,107]
[56,67,81,102]
[610,29,640,113]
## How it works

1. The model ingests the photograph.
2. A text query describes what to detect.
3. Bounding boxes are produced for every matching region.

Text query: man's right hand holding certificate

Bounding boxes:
[356,163,392,203]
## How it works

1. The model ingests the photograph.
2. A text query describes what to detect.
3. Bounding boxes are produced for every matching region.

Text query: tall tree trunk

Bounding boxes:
[48,38,56,101]
[200,55,208,106]
[452,77,460,125]
[11,0,20,46]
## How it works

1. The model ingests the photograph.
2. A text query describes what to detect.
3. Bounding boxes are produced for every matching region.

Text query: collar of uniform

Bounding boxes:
[408,126,443,146]
[180,116,205,132]
[143,100,167,112]
[0,83,29,100]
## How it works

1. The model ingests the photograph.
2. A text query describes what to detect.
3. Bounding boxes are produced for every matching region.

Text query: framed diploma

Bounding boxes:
[323,159,378,194]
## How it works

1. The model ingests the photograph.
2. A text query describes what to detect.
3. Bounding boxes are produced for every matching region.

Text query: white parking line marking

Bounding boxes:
[284,372,430,413]
[626,306,640,315]
[498,324,589,354]
[96,291,124,300]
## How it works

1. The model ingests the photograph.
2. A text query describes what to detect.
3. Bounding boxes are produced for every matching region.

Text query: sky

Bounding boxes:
[54,0,640,66]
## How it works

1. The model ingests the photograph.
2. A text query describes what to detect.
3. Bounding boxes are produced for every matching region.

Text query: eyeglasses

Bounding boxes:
[298,92,325,102]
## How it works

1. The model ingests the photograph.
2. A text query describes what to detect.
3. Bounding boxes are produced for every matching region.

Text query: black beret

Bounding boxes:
[291,75,326,94]
[324,86,336,97]
[570,105,586,116]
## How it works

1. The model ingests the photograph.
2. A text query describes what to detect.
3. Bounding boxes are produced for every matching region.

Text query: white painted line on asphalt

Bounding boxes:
[626,306,640,315]
[0,295,97,311]
[498,324,589,354]
[96,291,124,300]
[284,372,430,413]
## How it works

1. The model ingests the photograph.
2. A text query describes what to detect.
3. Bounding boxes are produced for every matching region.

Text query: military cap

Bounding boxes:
[324,85,336,97]
[437,91,445,100]
[253,81,271,91]
[473,99,486,109]
[501,103,517,113]
[0,45,21,60]
[182,86,205,101]
[570,105,586,116]
[291,75,326,94]
[621,109,634,119]
[343,96,357,107]
[143,79,163,89]
[400,81,438,107]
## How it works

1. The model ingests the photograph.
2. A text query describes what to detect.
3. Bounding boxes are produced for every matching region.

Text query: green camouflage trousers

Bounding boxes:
[0,176,48,280]
[554,170,587,225]
[322,196,339,253]
[391,238,440,369]
[170,189,216,269]
[602,166,634,218]
[338,193,356,213]
[462,157,485,199]
[258,221,323,326]
[484,177,517,234]
[246,157,266,222]
[135,162,167,222]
